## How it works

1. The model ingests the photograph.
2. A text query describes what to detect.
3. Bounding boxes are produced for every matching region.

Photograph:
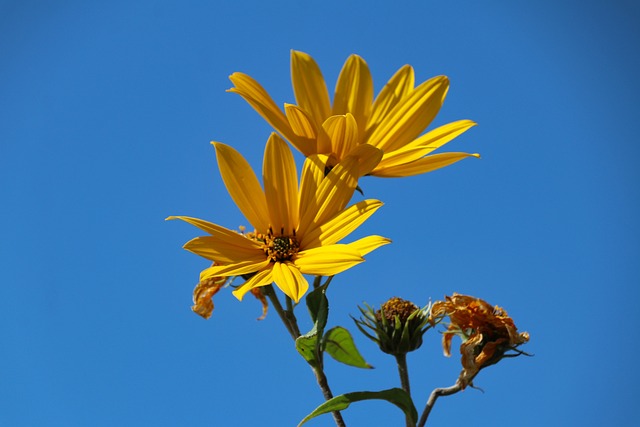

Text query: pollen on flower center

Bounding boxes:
[264,228,300,262]
[376,297,420,325]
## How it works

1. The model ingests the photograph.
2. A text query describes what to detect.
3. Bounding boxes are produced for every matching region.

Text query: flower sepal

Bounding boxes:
[354,297,434,356]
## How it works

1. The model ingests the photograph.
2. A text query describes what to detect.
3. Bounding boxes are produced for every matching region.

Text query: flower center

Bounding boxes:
[264,228,299,262]
[376,297,420,324]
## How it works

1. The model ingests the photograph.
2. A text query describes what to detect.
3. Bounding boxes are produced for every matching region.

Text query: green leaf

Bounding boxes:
[305,283,329,335]
[298,388,417,426]
[324,326,372,369]
[295,333,319,367]
[296,283,330,367]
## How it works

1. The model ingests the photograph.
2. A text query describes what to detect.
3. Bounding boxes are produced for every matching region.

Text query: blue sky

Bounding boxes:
[1,1,639,426]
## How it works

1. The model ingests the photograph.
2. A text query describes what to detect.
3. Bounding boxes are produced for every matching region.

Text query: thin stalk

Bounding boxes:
[312,366,346,427]
[323,275,334,287]
[395,353,411,395]
[263,286,298,340]
[312,275,323,289]
[284,295,301,337]
[416,382,462,427]
[263,284,345,426]
[395,353,413,427]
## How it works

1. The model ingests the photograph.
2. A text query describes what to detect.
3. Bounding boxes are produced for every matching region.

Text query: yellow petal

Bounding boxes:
[294,245,363,276]
[284,104,328,155]
[200,258,271,280]
[213,142,270,232]
[301,199,383,248]
[377,146,434,170]
[183,236,265,264]
[291,50,331,127]
[272,261,309,303]
[263,134,299,234]
[368,75,449,152]
[228,73,298,144]
[322,114,359,161]
[285,104,318,139]
[377,120,476,169]
[344,235,391,256]
[373,152,480,177]
[400,119,477,152]
[298,154,329,226]
[232,267,274,301]
[297,155,358,237]
[166,216,263,250]
[332,54,373,140]
[345,143,383,177]
[366,65,414,136]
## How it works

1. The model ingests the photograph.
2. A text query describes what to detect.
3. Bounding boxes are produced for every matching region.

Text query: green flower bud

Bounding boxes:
[353,297,433,355]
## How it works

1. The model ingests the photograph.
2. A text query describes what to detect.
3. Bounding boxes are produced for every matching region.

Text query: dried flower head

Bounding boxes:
[354,297,433,355]
[431,293,530,388]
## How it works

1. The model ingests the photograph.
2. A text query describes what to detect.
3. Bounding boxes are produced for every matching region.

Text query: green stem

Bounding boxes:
[312,275,323,289]
[395,353,413,427]
[313,365,346,427]
[284,296,301,337]
[263,286,299,339]
[264,284,344,426]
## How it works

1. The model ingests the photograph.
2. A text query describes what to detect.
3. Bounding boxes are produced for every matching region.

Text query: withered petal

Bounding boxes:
[250,287,269,321]
[192,276,227,319]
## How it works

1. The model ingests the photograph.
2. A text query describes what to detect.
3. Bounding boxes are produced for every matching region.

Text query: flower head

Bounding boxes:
[168,133,390,303]
[430,293,530,388]
[229,50,479,178]
[354,297,433,355]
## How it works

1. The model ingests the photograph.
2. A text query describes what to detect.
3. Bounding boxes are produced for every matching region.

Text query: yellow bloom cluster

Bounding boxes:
[170,51,478,316]
[230,50,478,177]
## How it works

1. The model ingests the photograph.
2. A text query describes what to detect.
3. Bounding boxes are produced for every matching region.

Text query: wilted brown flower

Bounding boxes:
[191,267,268,320]
[431,293,529,388]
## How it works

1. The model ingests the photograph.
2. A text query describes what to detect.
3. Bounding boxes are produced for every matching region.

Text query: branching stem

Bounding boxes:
[417,381,463,427]
[263,285,300,339]
[263,283,345,427]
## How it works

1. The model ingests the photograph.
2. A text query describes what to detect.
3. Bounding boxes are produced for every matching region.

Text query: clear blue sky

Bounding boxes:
[1,1,639,426]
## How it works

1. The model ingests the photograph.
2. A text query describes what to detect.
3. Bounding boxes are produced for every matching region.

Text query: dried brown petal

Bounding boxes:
[250,287,269,320]
[433,293,529,388]
[191,276,226,319]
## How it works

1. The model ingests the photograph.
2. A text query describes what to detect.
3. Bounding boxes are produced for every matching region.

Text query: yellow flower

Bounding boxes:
[229,50,479,178]
[431,293,530,388]
[168,133,390,303]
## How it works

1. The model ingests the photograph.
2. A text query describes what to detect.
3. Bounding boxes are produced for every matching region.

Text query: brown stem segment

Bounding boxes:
[417,382,463,427]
